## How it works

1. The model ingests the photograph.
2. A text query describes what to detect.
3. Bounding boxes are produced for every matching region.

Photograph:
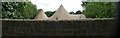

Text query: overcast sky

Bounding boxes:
[30,0,83,12]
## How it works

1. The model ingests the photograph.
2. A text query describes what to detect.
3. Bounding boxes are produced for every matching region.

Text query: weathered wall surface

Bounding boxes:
[2,19,116,36]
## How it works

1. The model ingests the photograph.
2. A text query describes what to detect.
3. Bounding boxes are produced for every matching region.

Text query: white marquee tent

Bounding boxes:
[50,5,86,20]
[34,9,49,20]
[50,5,71,20]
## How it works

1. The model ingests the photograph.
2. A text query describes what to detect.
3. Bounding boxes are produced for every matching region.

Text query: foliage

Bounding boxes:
[69,11,74,14]
[69,10,82,14]
[82,2,116,18]
[45,11,56,17]
[75,10,82,14]
[2,2,37,19]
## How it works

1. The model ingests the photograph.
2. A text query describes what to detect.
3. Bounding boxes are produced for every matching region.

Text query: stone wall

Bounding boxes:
[2,19,116,36]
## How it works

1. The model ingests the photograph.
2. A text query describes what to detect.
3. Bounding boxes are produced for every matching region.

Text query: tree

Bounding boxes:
[45,11,55,17]
[2,2,37,19]
[82,2,116,18]
[69,11,74,14]
[75,10,82,14]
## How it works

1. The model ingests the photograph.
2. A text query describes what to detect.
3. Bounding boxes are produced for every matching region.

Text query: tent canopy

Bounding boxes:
[34,9,49,20]
[50,5,71,20]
